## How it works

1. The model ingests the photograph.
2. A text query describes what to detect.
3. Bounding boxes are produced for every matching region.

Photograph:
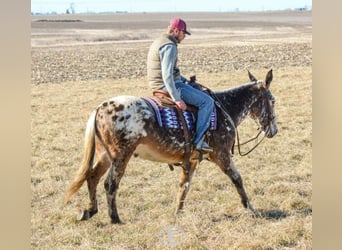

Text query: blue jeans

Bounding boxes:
[174,81,214,145]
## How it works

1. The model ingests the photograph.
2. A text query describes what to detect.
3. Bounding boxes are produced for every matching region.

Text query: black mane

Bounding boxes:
[214,82,261,124]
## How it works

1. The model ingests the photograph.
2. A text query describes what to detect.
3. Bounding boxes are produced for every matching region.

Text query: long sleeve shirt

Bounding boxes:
[159,44,182,101]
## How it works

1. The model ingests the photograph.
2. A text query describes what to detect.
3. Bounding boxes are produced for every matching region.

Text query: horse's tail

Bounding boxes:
[64,110,97,203]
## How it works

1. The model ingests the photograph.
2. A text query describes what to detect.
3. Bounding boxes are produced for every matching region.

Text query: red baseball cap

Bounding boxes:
[170,18,191,35]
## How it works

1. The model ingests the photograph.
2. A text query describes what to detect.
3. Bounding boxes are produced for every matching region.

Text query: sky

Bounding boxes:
[31,0,312,14]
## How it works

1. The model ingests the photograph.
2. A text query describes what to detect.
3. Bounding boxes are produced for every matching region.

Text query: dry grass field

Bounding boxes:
[31,11,312,249]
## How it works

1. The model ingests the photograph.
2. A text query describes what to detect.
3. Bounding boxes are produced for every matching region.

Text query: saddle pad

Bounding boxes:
[143,97,217,130]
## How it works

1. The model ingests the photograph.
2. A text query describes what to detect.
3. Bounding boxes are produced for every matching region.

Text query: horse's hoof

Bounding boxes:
[77,209,97,221]
[78,210,90,221]
[174,207,185,216]
[246,202,261,217]
[111,219,123,224]
[247,202,255,213]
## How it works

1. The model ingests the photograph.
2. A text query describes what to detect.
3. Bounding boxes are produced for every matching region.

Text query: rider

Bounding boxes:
[147,18,214,153]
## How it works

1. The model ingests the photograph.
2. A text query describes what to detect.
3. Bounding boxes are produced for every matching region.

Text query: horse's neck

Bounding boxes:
[215,83,259,126]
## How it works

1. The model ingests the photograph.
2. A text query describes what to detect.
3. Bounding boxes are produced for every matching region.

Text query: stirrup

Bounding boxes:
[195,141,213,153]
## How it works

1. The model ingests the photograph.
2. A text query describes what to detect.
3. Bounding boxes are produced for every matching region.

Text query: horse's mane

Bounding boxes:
[212,81,262,123]
[214,81,258,96]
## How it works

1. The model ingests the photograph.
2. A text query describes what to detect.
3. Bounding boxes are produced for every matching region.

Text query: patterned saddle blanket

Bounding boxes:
[143,97,217,130]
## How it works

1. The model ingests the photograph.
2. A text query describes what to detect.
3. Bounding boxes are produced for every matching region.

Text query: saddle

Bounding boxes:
[144,89,194,174]
[144,86,216,174]
[152,89,197,113]
[147,89,217,131]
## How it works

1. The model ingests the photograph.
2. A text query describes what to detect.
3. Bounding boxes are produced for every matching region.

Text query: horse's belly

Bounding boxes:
[134,144,181,164]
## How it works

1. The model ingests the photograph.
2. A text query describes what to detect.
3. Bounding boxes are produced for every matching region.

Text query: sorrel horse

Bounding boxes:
[65,70,277,224]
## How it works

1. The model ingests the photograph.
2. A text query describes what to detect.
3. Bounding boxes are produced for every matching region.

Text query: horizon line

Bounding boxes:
[31,8,312,15]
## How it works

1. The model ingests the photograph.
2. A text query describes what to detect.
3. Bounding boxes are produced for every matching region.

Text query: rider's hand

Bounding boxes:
[175,100,187,110]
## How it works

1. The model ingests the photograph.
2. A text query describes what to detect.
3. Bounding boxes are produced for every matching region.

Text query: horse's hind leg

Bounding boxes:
[104,155,131,224]
[216,155,255,214]
[78,153,111,221]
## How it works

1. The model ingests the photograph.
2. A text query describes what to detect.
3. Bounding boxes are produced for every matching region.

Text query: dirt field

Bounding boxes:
[31,11,312,249]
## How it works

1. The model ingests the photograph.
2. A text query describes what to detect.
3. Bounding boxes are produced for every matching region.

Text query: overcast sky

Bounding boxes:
[31,0,312,14]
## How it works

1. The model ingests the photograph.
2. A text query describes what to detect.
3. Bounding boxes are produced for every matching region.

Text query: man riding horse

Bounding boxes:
[147,18,214,153]
[65,19,278,224]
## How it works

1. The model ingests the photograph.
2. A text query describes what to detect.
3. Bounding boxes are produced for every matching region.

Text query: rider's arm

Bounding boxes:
[159,44,181,101]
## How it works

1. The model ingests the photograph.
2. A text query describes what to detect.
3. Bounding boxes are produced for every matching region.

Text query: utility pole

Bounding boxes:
[70,2,75,14]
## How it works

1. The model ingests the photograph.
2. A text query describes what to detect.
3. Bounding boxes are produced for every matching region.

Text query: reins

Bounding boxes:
[150,80,271,158]
[235,128,267,156]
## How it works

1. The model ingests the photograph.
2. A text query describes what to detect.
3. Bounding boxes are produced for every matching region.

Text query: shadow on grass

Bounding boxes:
[256,209,289,220]
[220,210,289,221]
[211,208,308,222]
[211,214,242,222]
[258,208,312,220]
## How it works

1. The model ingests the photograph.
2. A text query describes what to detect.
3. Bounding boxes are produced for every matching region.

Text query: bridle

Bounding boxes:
[206,82,275,156]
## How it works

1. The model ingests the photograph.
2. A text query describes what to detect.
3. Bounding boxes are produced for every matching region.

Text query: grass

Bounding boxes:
[31,67,311,249]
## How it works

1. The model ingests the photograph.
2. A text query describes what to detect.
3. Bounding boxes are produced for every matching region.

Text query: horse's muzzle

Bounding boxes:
[266,125,278,138]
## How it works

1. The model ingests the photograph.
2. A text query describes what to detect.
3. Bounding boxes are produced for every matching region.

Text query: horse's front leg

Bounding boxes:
[228,159,255,214]
[175,160,198,214]
[216,154,255,215]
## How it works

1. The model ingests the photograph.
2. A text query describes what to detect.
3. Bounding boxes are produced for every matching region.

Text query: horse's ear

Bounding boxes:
[265,69,273,89]
[248,70,257,82]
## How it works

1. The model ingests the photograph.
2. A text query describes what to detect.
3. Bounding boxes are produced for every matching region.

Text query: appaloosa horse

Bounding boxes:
[65,70,277,224]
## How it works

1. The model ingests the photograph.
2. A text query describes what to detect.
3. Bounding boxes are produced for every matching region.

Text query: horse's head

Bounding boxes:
[248,70,278,138]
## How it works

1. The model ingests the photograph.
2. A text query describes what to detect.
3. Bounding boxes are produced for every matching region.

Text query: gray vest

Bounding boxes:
[147,34,181,90]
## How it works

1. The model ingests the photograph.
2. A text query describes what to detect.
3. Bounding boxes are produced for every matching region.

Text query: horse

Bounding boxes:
[64,69,277,224]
